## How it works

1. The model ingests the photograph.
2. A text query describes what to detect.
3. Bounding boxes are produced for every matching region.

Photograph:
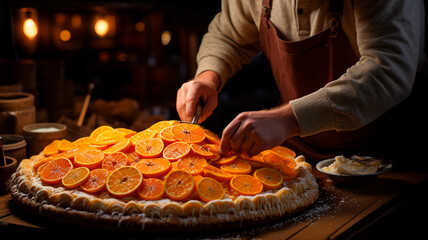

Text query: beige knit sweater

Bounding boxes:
[195,0,427,136]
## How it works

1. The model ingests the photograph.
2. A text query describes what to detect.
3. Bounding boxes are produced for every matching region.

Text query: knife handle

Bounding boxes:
[191,102,203,124]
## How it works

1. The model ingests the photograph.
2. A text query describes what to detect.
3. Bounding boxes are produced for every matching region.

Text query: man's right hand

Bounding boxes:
[176,70,220,124]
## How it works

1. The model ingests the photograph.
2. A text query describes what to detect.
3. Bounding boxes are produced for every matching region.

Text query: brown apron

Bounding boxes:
[258,0,423,163]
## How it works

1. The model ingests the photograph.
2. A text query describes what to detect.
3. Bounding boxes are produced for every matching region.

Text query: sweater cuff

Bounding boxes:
[195,56,231,92]
[289,89,336,136]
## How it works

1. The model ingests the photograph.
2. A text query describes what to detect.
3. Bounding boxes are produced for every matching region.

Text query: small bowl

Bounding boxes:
[316,156,393,187]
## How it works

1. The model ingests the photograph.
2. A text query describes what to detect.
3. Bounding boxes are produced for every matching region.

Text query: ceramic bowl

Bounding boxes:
[316,156,393,187]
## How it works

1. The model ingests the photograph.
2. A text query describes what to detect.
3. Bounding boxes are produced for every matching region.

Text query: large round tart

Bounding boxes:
[7,123,319,232]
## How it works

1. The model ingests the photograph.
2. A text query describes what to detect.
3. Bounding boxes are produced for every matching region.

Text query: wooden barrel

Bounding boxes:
[0,92,36,134]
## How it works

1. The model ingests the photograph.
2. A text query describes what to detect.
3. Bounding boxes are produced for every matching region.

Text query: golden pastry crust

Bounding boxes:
[7,154,318,231]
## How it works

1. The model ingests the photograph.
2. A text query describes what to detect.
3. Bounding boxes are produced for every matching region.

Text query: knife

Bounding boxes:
[191,102,203,125]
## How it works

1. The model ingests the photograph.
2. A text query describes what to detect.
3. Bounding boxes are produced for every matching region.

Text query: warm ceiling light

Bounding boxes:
[95,19,109,37]
[60,29,71,42]
[23,18,38,39]
[161,30,172,46]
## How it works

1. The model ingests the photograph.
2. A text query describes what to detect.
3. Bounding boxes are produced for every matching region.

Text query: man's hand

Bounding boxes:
[176,71,220,123]
[220,104,301,156]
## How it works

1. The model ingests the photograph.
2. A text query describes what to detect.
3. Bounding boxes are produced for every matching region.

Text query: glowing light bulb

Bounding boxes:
[23,18,38,39]
[161,30,172,46]
[60,29,71,42]
[95,19,109,37]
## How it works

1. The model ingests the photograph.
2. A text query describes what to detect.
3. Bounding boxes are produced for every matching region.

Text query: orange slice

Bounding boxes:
[147,120,178,133]
[164,170,194,201]
[130,130,157,145]
[203,164,233,182]
[213,155,237,166]
[162,141,191,161]
[263,151,297,178]
[137,178,165,201]
[94,129,125,145]
[37,162,49,175]
[106,166,143,198]
[190,144,214,158]
[89,125,113,140]
[43,140,60,156]
[176,154,207,175]
[115,128,137,138]
[135,158,171,178]
[159,126,178,144]
[135,138,164,158]
[196,177,224,203]
[33,157,51,172]
[171,123,205,144]
[230,175,263,196]
[102,152,128,172]
[102,138,132,154]
[203,129,221,145]
[253,168,283,190]
[220,159,252,175]
[240,152,266,168]
[58,139,78,152]
[62,167,90,188]
[269,146,296,158]
[74,149,105,169]
[40,157,73,185]
[80,168,109,193]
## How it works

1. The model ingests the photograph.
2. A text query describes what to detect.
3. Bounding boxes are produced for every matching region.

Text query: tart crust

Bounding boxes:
[7,153,319,231]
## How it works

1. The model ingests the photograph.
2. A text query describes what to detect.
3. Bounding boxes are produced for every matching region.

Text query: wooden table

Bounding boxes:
[1,170,427,239]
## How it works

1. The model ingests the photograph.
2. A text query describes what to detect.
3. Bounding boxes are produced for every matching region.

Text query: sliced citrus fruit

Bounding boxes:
[135,138,164,158]
[135,158,171,178]
[40,157,73,185]
[230,175,263,196]
[190,144,214,158]
[37,161,49,175]
[33,157,51,172]
[176,154,207,175]
[240,152,265,168]
[164,170,194,201]
[171,123,206,144]
[74,149,105,169]
[62,167,90,188]
[162,141,191,161]
[58,139,78,152]
[197,177,224,203]
[50,148,80,161]
[253,168,283,190]
[80,168,109,193]
[130,129,157,145]
[102,152,128,171]
[115,128,137,138]
[269,146,296,158]
[220,159,252,175]
[203,164,233,182]
[159,126,177,144]
[263,151,297,178]
[126,151,140,165]
[213,155,237,166]
[94,129,125,145]
[102,138,132,154]
[147,120,178,133]
[203,129,221,145]
[43,140,60,156]
[137,178,165,201]
[106,166,143,198]
[89,125,113,140]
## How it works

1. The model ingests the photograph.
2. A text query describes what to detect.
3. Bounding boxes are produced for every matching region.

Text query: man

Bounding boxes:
[176,0,427,164]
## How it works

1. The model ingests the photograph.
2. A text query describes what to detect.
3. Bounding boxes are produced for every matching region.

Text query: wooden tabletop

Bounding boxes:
[1,170,427,239]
